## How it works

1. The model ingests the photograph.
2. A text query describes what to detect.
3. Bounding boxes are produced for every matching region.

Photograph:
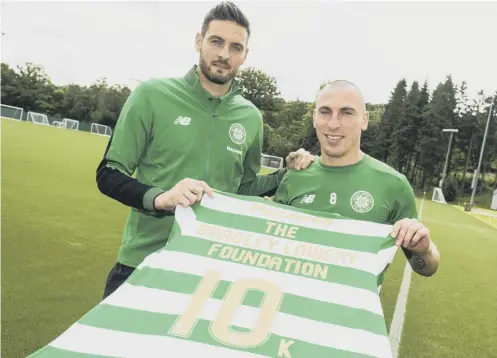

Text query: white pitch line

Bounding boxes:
[389,192,426,358]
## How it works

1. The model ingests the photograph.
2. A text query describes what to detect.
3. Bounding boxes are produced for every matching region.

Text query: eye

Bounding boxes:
[211,38,222,45]
[232,45,243,52]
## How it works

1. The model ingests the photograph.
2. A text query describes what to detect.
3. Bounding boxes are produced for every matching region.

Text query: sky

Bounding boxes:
[1,0,497,104]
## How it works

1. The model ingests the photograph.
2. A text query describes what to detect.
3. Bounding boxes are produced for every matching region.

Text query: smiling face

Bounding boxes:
[196,20,249,85]
[313,83,369,166]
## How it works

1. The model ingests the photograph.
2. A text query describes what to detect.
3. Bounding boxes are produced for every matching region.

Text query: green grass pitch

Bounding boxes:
[2,118,497,358]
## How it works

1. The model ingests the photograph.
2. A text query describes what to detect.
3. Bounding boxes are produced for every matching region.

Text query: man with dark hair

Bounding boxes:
[96,1,315,299]
[201,0,251,38]
[273,80,440,278]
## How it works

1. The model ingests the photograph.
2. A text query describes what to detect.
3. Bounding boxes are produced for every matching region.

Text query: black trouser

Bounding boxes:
[102,262,135,299]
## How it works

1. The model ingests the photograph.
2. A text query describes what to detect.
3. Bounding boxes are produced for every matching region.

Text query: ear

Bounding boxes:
[361,111,369,131]
[195,32,202,52]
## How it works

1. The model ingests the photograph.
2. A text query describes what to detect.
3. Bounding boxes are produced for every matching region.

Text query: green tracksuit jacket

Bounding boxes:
[96,65,286,267]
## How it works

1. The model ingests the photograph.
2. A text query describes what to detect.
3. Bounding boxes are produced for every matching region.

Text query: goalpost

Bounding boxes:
[91,123,112,137]
[1,104,23,121]
[261,153,284,170]
[53,120,66,129]
[432,187,447,204]
[27,111,50,126]
[62,118,79,130]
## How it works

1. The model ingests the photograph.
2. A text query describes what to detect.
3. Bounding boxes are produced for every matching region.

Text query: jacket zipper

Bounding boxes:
[204,104,219,180]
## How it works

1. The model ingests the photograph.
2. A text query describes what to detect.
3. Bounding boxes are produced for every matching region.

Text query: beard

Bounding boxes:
[198,56,237,85]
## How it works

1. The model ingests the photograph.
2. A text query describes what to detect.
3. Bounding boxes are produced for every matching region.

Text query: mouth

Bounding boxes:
[213,63,230,70]
[325,134,344,145]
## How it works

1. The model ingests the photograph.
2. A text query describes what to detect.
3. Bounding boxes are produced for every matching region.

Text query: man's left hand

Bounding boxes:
[391,218,431,254]
[286,148,317,171]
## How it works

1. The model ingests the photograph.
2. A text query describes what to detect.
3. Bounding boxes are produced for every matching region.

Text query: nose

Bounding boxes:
[327,113,340,130]
[218,45,230,60]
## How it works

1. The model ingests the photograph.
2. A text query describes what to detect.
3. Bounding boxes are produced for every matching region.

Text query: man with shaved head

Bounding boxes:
[273,80,440,278]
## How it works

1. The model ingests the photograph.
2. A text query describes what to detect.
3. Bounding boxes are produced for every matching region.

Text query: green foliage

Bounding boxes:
[235,67,282,111]
[371,79,407,162]
[1,63,132,127]
[442,176,458,202]
[2,61,496,201]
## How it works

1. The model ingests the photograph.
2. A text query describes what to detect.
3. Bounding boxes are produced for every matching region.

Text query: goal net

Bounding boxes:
[53,120,66,129]
[91,123,112,137]
[62,118,79,130]
[1,104,23,121]
[261,154,284,170]
[27,111,50,126]
[432,187,447,204]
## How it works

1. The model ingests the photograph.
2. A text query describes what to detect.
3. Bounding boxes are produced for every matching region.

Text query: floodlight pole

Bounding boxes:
[469,103,494,208]
[440,128,459,189]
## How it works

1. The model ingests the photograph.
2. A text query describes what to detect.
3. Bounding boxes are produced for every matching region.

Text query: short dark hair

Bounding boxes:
[201,1,250,38]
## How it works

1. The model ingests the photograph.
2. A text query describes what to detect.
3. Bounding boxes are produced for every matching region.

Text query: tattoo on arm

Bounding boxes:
[401,243,440,277]
[409,252,438,276]
[413,255,426,270]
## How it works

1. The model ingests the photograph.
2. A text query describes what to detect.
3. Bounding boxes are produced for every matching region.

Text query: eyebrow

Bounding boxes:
[341,106,357,113]
[318,106,357,113]
[208,35,223,41]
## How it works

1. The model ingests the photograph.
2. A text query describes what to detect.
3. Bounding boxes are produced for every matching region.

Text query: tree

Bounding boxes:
[361,121,380,155]
[235,67,282,112]
[266,100,311,156]
[370,79,407,162]
[13,63,59,115]
[389,81,421,174]
[409,81,430,184]
[455,81,477,193]
[1,63,22,108]
[418,80,455,189]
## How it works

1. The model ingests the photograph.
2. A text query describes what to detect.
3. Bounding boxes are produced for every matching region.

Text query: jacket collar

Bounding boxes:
[184,64,242,102]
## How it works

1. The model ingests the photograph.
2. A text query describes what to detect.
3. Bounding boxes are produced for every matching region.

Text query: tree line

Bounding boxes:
[2,62,496,204]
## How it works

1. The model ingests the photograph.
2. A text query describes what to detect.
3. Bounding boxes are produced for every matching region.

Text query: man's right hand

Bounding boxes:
[154,178,214,211]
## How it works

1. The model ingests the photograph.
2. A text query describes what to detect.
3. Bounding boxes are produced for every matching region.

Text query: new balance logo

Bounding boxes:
[300,194,315,204]
[226,146,242,155]
[174,116,191,125]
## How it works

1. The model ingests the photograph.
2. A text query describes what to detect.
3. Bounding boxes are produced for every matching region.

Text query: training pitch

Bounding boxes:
[2,118,496,358]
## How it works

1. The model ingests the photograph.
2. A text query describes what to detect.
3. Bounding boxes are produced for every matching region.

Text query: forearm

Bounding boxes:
[96,162,164,212]
[405,241,440,277]
[237,168,287,197]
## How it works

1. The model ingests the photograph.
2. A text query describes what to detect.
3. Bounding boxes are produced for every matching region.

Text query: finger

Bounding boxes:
[189,184,204,201]
[177,195,191,208]
[299,156,313,169]
[183,190,198,205]
[285,156,294,168]
[394,221,410,246]
[287,151,299,160]
[409,227,429,248]
[294,157,303,170]
[401,223,423,248]
[391,219,405,239]
[198,181,214,198]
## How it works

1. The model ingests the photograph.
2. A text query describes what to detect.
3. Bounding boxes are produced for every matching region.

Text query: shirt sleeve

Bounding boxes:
[273,172,291,204]
[389,174,420,260]
[237,116,287,197]
[95,81,167,215]
[390,174,419,222]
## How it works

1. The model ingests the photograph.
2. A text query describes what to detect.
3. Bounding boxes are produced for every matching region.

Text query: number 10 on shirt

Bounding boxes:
[169,269,283,348]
